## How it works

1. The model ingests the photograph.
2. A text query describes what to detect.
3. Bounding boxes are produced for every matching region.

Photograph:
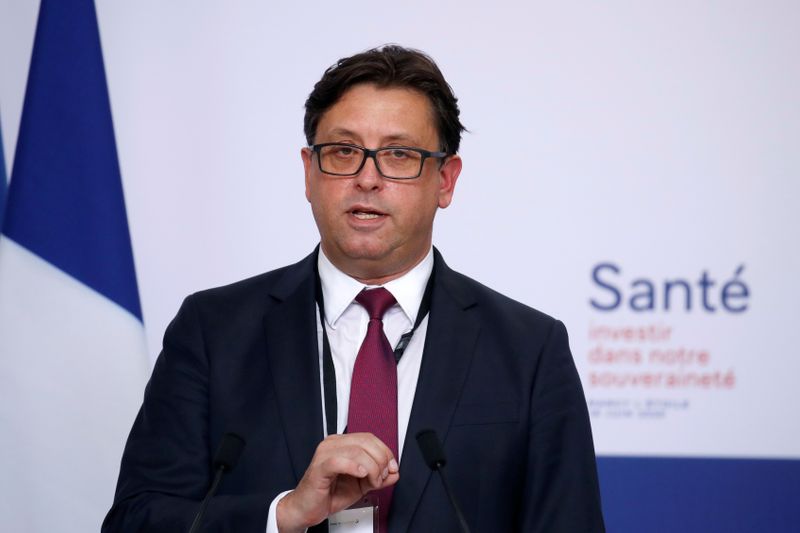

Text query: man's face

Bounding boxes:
[302,83,461,283]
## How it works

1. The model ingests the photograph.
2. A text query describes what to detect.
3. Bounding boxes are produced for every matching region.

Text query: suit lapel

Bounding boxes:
[390,250,480,532]
[263,252,325,482]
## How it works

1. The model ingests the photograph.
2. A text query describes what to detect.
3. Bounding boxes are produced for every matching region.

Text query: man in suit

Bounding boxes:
[104,45,605,532]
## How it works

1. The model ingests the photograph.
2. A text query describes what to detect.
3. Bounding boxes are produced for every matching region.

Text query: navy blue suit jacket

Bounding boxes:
[103,249,605,532]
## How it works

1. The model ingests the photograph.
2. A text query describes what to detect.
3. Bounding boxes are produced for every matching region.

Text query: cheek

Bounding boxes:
[306,182,326,220]
[402,193,439,230]
[310,182,345,222]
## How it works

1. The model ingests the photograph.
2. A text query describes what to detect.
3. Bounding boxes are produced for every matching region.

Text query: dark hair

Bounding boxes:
[304,45,465,154]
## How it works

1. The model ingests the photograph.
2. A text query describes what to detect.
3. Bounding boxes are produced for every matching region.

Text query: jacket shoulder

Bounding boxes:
[182,252,316,319]
[438,259,560,331]
[192,265,287,303]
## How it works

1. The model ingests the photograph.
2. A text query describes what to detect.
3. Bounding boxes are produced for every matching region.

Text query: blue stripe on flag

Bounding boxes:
[2,0,141,320]
[598,456,800,533]
[0,111,6,229]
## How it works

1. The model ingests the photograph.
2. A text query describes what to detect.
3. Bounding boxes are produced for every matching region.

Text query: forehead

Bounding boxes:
[315,84,439,147]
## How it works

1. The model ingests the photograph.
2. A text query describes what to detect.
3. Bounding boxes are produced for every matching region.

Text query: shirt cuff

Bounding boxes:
[266,490,300,533]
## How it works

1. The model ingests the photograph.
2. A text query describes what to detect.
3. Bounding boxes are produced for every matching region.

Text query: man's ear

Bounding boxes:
[301,147,313,202]
[437,154,462,209]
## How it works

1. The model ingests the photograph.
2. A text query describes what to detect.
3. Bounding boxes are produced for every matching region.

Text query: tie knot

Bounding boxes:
[355,287,397,320]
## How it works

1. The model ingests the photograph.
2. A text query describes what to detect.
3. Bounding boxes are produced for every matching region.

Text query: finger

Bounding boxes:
[381,470,400,488]
[345,439,394,487]
[346,432,396,473]
[359,470,399,495]
[348,447,387,489]
[320,455,370,481]
[315,434,395,489]
[326,450,392,491]
[325,432,396,464]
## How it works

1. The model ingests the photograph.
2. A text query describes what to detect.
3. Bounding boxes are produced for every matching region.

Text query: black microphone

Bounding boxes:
[416,429,471,533]
[188,433,246,533]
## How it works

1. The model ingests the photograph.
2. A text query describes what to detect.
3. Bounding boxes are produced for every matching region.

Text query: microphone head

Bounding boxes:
[213,433,246,471]
[416,429,447,470]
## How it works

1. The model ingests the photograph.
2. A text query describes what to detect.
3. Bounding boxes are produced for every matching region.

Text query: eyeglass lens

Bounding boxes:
[319,145,424,179]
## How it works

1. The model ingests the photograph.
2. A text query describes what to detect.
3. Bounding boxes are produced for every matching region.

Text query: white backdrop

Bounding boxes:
[2,0,799,515]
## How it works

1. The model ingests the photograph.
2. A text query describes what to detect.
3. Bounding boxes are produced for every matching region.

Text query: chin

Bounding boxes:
[340,242,392,262]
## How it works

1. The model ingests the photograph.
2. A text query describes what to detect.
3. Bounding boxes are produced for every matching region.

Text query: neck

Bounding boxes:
[352,268,415,286]
[320,245,430,286]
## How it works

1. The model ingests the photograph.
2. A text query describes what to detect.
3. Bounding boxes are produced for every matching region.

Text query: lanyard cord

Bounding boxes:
[314,266,434,437]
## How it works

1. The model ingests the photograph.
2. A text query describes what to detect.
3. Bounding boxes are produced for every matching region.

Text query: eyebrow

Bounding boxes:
[320,128,422,147]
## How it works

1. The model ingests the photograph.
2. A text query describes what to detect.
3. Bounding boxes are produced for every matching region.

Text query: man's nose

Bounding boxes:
[354,155,384,190]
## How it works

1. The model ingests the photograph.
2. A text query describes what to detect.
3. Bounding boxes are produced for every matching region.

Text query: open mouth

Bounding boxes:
[352,210,382,220]
[350,207,386,220]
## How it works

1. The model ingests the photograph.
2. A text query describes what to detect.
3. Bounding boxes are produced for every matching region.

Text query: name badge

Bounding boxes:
[328,504,377,533]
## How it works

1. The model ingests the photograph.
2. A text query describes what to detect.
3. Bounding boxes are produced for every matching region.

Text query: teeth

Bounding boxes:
[353,211,381,220]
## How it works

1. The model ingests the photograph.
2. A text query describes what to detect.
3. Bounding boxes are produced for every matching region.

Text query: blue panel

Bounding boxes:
[597,456,800,533]
[3,0,141,320]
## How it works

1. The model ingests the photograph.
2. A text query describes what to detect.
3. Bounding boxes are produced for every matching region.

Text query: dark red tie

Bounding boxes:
[347,287,398,533]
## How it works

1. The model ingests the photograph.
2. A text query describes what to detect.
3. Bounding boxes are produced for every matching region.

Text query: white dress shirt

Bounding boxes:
[265,247,433,532]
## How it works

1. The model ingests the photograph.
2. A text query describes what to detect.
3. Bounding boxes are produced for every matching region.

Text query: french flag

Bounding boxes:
[0,1,149,531]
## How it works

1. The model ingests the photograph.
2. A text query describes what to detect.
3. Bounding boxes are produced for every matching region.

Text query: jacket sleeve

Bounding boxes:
[101,295,271,532]
[520,320,606,532]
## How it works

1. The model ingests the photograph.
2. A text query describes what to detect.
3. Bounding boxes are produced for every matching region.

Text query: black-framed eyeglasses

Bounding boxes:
[311,143,448,180]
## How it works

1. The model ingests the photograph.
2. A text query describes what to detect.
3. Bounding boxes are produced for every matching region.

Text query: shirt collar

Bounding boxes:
[317,247,434,328]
